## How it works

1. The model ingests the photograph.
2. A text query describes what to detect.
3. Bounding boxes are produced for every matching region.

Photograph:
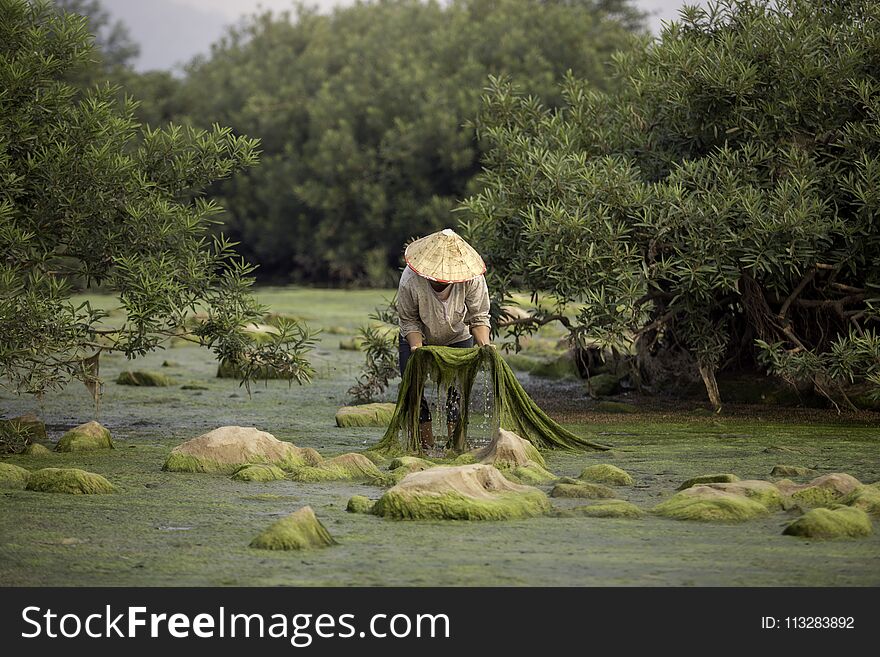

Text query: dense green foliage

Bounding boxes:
[176,0,645,284]
[0,0,316,400]
[461,0,880,408]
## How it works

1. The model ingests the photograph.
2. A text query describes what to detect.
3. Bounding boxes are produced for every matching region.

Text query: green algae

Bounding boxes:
[560,500,643,518]
[387,456,436,483]
[771,464,816,477]
[335,403,395,427]
[287,453,388,484]
[116,370,174,386]
[346,495,375,514]
[375,346,610,454]
[579,464,634,486]
[231,463,287,482]
[653,488,769,522]
[55,421,114,453]
[784,474,862,508]
[25,443,53,456]
[249,506,337,550]
[163,452,309,474]
[373,490,550,521]
[840,487,880,515]
[0,462,30,490]
[550,482,616,499]
[502,462,559,485]
[783,506,873,539]
[26,468,117,494]
[677,473,740,491]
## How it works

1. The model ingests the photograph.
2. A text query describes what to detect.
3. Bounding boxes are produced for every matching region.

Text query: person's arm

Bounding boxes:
[398,277,425,349]
[464,275,492,346]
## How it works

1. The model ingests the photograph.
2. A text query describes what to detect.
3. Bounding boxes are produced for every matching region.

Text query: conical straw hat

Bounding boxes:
[404,228,486,283]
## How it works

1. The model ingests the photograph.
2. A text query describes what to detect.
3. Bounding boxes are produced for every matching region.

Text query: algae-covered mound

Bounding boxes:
[335,403,396,428]
[249,506,338,550]
[374,346,610,454]
[677,473,740,490]
[653,486,769,522]
[26,468,117,494]
[783,506,873,539]
[288,453,387,484]
[771,464,816,477]
[372,464,551,520]
[840,486,880,516]
[231,463,287,482]
[0,463,30,490]
[705,480,786,511]
[116,370,174,386]
[550,482,616,499]
[388,456,436,483]
[777,473,861,507]
[467,429,557,484]
[561,500,643,518]
[502,462,558,485]
[25,443,53,456]
[579,464,633,486]
[163,426,322,474]
[55,421,114,453]
[346,495,375,514]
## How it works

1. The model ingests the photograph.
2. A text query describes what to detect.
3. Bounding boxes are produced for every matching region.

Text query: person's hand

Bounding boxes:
[411,345,421,350]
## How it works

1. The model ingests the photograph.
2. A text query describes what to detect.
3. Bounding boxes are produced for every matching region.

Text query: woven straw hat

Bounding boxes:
[404,228,486,283]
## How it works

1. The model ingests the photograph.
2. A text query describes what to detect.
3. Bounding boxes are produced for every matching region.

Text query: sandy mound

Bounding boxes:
[163,426,321,473]
[0,463,30,490]
[653,486,769,522]
[470,429,546,468]
[26,468,117,494]
[55,421,114,452]
[335,403,396,428]
[579,464,633,486]
[288,453,388,484]
[677,473,739,491]
[249,506,337,550]
[776,473,861,507]
[372,464,550,520]
[784,506,873,539]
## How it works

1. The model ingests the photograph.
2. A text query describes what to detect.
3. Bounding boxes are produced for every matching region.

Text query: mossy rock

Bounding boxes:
[563,500,643,519]
[163,426,322,474]
[346,495,375,514]
[161,360,179,367]
[55,421,114,452]
[0,462,30,490]
[451,452,478,465]
[372,464,551,520]
[24,443,53,456]
[585,373,621,397]
[653,487,769,522]
[116,370,174,386]
[579,463,633,486]
[388,456,436,483]
[216,360,289,379]
[501,462,558,485]
[361,450,389,465]
[783,506,873,539]
[26,468,117,494]
[840,486,880,516]
[550,482,616,499]
[231,463,287,482]
[778,473,862,508]
[249,506,337,550]
[0,413,47,442]
[335,403,396,428]
[288,453,388,484]
[771,464,816,477]
[530,354,579,379]
[594,401,638,414]
[677,473,740,491]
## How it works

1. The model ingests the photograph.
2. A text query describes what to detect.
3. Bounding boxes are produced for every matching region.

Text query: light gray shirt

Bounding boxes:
[397,266,491,345]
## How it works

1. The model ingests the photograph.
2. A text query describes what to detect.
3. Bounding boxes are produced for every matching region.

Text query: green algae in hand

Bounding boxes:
[374,345,610,454]
[55,421,114,452]
[249,506,338,550]
[783,506,873,539]
[25,468,117,494]
[0,462,30,490]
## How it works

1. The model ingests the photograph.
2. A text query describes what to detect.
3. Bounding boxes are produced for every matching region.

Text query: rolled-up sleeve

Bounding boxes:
[397,280,424,338]
[464,275,491,328]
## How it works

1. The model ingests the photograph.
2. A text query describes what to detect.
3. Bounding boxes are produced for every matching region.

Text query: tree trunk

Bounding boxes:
[698,362,722,412]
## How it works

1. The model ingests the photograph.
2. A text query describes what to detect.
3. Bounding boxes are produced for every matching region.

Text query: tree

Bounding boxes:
[0,0,316,402]
[460,0,880,410]
[176,0,646,285]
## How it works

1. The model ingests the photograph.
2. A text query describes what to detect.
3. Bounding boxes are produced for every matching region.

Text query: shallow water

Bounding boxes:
[1,288,879,586]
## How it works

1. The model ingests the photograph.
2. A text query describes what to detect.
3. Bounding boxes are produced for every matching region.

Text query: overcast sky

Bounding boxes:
[102,0,712,72]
